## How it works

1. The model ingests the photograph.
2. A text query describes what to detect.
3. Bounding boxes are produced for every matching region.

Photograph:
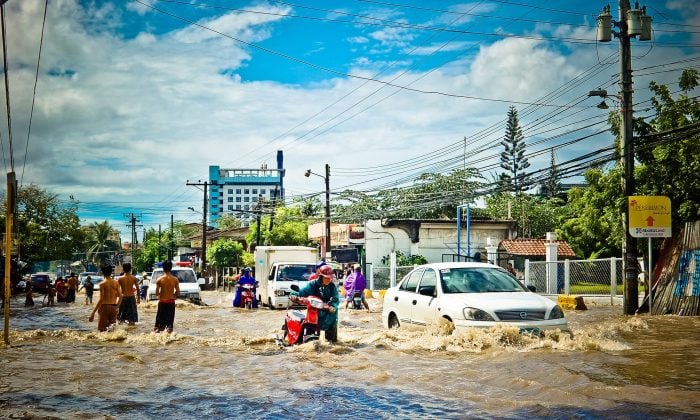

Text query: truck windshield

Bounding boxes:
[277,264,317,281]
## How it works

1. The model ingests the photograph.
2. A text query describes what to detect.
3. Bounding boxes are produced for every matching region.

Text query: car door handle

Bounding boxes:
[412,300,417,305]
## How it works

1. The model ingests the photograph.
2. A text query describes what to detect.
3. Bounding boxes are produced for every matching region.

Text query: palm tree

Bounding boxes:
[86,221,116,264]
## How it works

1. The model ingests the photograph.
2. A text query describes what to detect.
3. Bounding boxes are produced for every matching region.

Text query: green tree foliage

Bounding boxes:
[216,214,242,230]
[500,106,530,193]
[556,168,623,258]
[2,184,86,270]
[381,250,427,266]
[634,69,700,224]
[334,168,482,221]
[133,228,167,272]
[206,238,244,269]
[85,220,120,264]
[539,149,562,198]
[482,192,567,239]
[247,205,312,247]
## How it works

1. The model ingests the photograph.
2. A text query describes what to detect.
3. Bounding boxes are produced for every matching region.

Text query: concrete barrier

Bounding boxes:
[557,295,588,310]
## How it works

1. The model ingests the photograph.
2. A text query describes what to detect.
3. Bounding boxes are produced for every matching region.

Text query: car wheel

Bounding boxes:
[388,313,400,329]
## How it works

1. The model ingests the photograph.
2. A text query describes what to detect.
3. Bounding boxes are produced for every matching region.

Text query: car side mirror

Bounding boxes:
[290,284,300,292]
[418,286,435,296]
[527,285,536,292]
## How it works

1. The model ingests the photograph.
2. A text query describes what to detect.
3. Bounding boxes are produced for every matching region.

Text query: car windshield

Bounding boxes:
[277,264,316,281]
[152,269,197,283]
[440,267,526,293]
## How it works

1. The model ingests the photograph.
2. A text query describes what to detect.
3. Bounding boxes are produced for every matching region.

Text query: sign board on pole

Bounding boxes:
[628,196,672,238]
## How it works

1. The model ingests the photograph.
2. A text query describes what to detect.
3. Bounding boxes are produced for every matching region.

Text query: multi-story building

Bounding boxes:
[208,151,284,227]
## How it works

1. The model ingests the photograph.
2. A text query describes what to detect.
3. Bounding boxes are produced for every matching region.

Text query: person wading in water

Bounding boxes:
[88,265,122,332]
[153,260,180,333]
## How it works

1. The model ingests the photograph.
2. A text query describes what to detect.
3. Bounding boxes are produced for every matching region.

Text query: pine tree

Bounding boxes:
[499,106,530,192]
[540,149,561,198]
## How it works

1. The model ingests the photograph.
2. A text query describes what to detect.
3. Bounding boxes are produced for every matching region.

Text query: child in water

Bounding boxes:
[24,282,34,307]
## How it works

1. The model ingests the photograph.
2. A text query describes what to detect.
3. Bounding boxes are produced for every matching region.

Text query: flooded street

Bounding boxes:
[1,291,699,419]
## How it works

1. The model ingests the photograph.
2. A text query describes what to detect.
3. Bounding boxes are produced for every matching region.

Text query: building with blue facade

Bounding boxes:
[208,151,284,227]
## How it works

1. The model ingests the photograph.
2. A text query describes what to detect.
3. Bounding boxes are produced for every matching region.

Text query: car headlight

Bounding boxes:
[548,305,565,320]
[463,307,495,321]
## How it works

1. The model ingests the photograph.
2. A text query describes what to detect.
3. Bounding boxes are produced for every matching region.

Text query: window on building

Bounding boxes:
[228,197,233,202]
[244,205,250,211]
[236,189,241,194]
[252,196,258,202]
[236,205,241,210]
[244,197,249,202]
[236,197,241,202]
[252,189,258,194]
[228,189,233,194]
[244,189,250,194]
[261,189,266,195]
[228,205,233,210]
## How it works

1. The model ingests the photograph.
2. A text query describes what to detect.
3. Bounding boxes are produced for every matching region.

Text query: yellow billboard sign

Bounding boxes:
[628,196,672,238]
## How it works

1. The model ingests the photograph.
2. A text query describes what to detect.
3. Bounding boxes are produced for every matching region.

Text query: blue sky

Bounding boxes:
[1,0,699,242]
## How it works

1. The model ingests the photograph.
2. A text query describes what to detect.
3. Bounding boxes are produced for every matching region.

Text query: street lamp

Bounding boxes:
[305,164,331,256]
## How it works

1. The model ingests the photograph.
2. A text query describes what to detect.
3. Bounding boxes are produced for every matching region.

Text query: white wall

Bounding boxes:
[364,219,514,267]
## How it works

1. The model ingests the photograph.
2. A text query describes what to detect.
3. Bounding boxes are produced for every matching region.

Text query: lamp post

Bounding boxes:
[305,164,331,256]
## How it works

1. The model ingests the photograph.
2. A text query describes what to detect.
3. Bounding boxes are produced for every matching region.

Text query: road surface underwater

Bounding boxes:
[1,291,698,419]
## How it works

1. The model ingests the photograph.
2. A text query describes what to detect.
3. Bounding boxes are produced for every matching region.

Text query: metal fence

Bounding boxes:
[366,264,415,290]
[525,257,643,297]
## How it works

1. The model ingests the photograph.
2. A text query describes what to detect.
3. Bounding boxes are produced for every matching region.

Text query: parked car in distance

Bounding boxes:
[29,273,52,293]
[146,265,201,304]
[382,262,568,334]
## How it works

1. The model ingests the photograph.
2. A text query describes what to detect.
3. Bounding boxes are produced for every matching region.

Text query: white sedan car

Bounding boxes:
[382,262,568,333]
[146,266,201,304]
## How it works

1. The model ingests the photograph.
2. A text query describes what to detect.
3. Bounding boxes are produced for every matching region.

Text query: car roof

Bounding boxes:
[411,262,501,270]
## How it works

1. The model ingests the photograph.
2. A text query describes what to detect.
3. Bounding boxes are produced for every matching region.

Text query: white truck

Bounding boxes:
[255,246,319,309]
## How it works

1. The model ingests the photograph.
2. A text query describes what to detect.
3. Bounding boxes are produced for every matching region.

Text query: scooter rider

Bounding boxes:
[289,265,339,343]
[344,264,370,310]
[232,267,258,308]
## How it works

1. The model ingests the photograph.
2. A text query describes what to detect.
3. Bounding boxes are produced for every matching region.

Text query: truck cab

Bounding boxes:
[255,246,319,309]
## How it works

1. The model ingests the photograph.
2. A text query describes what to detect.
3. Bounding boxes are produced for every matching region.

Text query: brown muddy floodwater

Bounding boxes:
[1,290,699,419]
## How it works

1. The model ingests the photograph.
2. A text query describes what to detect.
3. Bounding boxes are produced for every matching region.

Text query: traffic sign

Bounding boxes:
[628,196,672,238]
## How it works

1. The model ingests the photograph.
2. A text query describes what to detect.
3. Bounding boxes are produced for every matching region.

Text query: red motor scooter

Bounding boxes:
[238,283,256,310]
[275,285,329,346]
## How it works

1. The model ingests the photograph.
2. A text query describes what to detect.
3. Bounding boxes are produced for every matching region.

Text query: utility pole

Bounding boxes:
[158,224,162,262]
[596,2,652,315]
[256,197,262,247]
[325,163,331,255]
[125,213,142,262]
[3,171,16,345]
[169,214,174,261]
[186,180,209,273]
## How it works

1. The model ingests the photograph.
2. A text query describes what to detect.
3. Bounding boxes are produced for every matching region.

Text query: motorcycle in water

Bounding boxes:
[275,285,329,346]
[350,290,364,310]
[236,282,257,310]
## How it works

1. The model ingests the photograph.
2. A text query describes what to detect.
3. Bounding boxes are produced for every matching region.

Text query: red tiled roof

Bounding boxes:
[500,239,577,258]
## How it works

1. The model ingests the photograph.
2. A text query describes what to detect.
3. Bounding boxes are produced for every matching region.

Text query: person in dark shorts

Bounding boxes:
[117,263,140,325]
[79,276,94,305]
[153,260,180,333]
[24,280,34,307]
[66,274,78,303]
[88,265,122,332]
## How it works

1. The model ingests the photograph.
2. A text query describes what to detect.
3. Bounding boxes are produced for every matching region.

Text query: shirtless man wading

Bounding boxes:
[153,260,180,333]
[117,263,141,325]
[89,265,122,332]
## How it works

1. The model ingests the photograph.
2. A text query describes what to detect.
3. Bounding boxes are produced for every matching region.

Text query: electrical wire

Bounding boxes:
[20,0,49,187]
